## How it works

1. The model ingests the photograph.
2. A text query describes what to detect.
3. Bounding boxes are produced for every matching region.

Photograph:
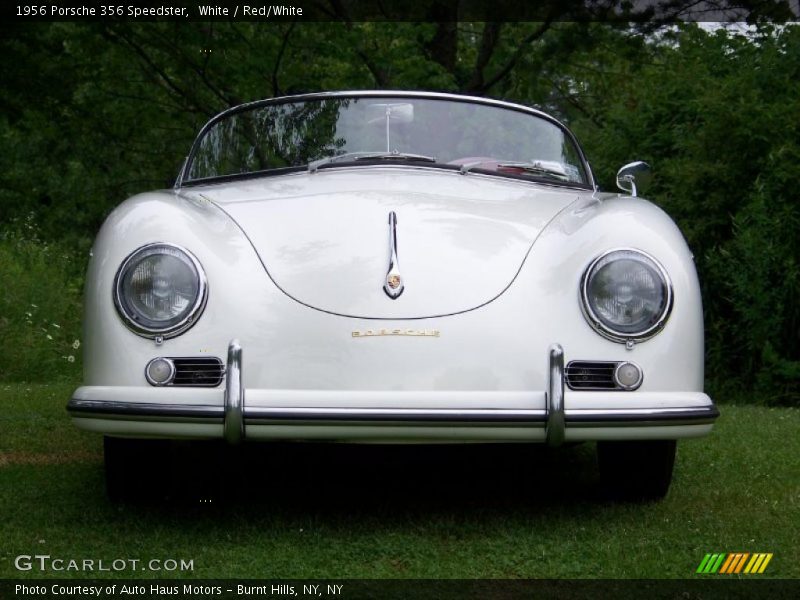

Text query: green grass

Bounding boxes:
[1,383,798,579]
[0,232,84,383]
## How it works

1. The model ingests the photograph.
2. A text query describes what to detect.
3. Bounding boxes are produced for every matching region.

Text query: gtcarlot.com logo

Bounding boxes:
[14,555,194,572]
[696,552,773,574]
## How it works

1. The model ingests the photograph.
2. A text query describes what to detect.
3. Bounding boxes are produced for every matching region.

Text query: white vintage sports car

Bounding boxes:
[68,91,718,500]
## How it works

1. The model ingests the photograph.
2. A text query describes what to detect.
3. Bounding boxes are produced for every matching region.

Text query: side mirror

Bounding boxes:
[616,161,651,197]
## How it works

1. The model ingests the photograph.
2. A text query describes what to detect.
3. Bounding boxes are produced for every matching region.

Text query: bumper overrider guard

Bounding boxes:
[223,339,244,444]
[67,340,719,444]
[545,344,565,447]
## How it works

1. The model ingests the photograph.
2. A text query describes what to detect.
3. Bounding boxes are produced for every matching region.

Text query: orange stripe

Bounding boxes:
[758,554,773,574]
[728,553,743,574]
[719,554,736,574]
[734,553,749,573]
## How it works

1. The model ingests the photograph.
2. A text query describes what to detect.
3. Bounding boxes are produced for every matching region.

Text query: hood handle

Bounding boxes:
[383,211,404,299]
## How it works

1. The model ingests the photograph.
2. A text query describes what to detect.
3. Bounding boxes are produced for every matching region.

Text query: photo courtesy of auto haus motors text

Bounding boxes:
[13,583,344,597]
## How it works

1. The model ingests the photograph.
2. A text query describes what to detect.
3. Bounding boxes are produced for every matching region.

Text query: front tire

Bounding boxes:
[104,436,170,502]
[597,440,676,501]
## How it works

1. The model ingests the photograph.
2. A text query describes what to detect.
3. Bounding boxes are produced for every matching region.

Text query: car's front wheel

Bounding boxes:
[597,440,676,501]
[103,436,170,502]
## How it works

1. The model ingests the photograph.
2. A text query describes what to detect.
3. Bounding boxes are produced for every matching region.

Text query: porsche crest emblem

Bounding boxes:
[383,211,405,299]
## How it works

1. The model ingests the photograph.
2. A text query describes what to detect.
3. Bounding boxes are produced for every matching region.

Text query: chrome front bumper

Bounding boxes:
[67,340,719,445]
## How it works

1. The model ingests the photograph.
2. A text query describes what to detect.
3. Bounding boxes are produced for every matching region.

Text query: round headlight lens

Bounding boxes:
[582,249,672,340]
[114,244,207,337]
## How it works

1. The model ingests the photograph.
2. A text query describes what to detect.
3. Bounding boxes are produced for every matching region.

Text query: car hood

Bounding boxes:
[184,167,583,319]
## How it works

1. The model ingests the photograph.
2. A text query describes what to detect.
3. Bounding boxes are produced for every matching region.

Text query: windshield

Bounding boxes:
[184,95,590,186]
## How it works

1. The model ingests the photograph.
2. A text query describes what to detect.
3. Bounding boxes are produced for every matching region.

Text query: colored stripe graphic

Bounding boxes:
[744,554,761,574]
[757,554,773,574]
[719,554,735,574]
[696,554,714,573]
[698,553,773,574]
[720,553,750,574]
[710,554,726,573]
[734,553,750,573]
[697,553,727,573]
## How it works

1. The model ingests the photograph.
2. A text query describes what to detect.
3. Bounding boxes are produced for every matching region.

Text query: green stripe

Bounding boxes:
[703,554,720,573]
[710,553,727,573]
[696,554,713,573]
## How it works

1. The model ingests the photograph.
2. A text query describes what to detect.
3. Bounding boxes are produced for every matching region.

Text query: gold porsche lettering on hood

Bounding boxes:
[352,328,440,338]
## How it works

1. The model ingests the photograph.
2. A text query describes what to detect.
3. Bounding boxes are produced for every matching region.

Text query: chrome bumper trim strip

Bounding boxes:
[67,402,718,426]
[244,407,548,423]
[566,406,719,427]
[66,399,223,420]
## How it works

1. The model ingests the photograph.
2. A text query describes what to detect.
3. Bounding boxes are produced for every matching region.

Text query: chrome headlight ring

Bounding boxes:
[580,248,673,343]
[113,243,208,339]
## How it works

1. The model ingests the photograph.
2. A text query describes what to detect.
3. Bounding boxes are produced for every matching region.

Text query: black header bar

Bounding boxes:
[6,0,800,23]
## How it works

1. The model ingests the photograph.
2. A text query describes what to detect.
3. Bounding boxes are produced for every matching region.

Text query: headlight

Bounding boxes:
[581,248,672,342]
[114,243,207,338]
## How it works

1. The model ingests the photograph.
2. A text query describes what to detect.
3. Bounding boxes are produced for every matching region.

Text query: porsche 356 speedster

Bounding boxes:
[67,91,718,500]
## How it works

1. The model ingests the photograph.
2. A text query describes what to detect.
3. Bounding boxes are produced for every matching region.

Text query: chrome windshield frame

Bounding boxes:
[175,90,597,191]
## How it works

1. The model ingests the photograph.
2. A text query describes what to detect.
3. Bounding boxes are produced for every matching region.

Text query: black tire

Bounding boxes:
[597,440,676,501]
[104,436,171,502]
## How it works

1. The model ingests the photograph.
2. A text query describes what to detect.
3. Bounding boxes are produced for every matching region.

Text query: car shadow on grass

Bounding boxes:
[142,441,605,512]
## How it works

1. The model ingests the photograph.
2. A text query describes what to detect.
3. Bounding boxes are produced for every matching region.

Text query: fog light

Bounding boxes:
[614,361,642,390]
[145,357,175,386]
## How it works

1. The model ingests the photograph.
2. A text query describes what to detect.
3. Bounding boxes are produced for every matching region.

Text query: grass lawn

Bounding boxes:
[0,383,798,579]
